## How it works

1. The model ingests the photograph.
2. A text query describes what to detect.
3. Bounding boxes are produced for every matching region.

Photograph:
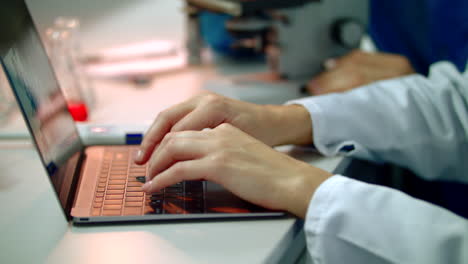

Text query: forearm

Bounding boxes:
[290,62,468,182]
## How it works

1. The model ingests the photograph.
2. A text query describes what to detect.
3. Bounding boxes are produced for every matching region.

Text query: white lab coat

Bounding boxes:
[291,62,468,263]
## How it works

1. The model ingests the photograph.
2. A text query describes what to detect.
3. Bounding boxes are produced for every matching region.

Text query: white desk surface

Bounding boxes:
[0,70,342,263]
[0,1,343,263]
[0,140,341,264]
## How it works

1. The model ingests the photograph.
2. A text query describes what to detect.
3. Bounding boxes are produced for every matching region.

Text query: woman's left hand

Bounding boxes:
[141,123,332,218]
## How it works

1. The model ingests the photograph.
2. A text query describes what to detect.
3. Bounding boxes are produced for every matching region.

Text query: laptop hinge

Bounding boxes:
[63,151,87,220]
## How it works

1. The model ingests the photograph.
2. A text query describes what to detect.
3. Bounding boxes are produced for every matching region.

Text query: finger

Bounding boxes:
[135,100,194,164]
[340,49,366,65]
[325,51,357,68]
[142,159,211,193]
[146,132,212,181]
[170,103,226,132]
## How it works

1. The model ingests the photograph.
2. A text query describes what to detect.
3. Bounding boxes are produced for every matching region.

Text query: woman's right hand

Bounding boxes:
[134,92,313,165]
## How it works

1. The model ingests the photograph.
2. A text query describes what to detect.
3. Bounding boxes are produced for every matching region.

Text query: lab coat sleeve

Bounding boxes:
[289,62,468,182]
[305,175,468,263]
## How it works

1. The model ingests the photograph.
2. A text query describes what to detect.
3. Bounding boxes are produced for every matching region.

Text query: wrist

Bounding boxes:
[267,104,313,146]
[284,163,332,218]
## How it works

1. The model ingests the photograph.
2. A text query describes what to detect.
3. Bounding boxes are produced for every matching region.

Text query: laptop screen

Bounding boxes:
[0,1,84,212]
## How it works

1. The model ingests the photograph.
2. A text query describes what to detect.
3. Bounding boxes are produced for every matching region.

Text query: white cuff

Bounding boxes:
[286,97,332,156]
[304,175,350,261]
[287,96,372,159]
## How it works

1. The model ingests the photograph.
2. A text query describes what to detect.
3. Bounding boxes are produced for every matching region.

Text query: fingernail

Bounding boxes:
[324,59,337,70]
[142,181,152,192]
[135,150,143,162]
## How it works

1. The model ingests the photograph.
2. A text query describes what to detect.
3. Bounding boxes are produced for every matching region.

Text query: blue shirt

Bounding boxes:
[369,0,468,75]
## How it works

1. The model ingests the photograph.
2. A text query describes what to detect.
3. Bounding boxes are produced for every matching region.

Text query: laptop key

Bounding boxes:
[165,187,183,193]
[127,177,140,182]
[111,166,128,170]
[104,200,122,205]
[150,199,163,208]
[126,196,143,202]
[114,154,127,160]
[164,193,182,199]
[110,175,126,180]
[107,185,125,190]
[150,194,163,201]
[102,210,121,216]
[111,165,128,169]
[109,179,126,185]
[91,208,101,216]
[106,190,124,195]
[126,192,144,197]
[105,194,124,200]
[125,202,143,207]
[144,205,162,214]
[136,176,146,183]
[127,182,143,187]
[110,172,127,176]
[185,192,203,199]
[110,170,127,175]
[126,187,144,192]
[130,169,146,174]
[124,207,142,216]
[165,198,184,207]
[103,205,122,210]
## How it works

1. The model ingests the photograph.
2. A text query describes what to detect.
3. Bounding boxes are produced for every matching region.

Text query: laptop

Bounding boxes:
[0,0,284,224]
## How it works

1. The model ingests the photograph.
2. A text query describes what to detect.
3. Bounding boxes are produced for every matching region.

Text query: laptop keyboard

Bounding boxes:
[91,147,205,217]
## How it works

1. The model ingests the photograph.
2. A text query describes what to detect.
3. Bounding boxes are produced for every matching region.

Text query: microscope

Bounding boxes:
[186,0,368,79]
[185,0,368,103]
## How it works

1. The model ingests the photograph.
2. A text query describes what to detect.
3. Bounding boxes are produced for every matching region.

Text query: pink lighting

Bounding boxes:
[90,127,107,133]
[96,40,177,62]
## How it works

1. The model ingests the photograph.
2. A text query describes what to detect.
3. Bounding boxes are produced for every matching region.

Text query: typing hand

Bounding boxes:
[307,50,415,95]
[134,92,312,166]
[140,123,331,218]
